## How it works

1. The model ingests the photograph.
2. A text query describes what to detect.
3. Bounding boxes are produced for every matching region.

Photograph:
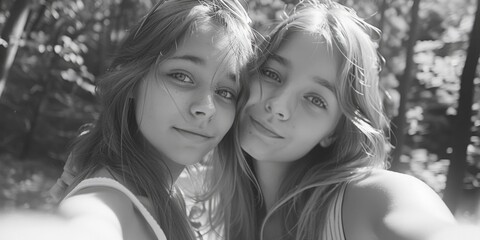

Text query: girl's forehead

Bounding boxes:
[277,33,339,64]
[269,32,340,87]
[166,27,240,80]
[282,32,331,52]
[184,26,243,70]
[185,25,230,49]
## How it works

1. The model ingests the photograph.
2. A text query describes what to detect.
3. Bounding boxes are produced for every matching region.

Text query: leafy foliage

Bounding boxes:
[0,0,479,212]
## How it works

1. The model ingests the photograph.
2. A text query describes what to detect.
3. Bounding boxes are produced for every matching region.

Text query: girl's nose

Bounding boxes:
[190,94,216,120]
[265,96,291,121]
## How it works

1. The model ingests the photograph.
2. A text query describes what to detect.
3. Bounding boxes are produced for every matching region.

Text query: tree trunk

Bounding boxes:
[19,72,53,160]
[443,0,480,213]
[377,0,389,51]
[24,3,47,35]
[19,14,67,159]
[390,0,421,170]
[0,0,30,99]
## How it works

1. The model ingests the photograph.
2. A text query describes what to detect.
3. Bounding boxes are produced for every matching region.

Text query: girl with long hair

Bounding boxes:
[0,0,255,240]
[235,0,480,239]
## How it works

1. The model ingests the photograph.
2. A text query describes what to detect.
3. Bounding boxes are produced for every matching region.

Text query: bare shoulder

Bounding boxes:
[353,168,420,185]
[343,169,456,240]
[59,186,154,240]
[347,169,450,207]
[350,169,436,194]
[60,185,135,220]
[57,186,134,239]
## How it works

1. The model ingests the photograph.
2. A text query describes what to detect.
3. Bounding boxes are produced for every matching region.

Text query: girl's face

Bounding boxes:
[135,28,239,167]
[240,33,342,163]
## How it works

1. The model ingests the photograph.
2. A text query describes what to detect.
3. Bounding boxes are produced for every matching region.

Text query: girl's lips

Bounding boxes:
[173,127,214,140]
[250,117,284,139]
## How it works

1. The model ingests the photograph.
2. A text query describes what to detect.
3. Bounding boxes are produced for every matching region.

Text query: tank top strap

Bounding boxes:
[323,182,348,240]
[63,178,167,240]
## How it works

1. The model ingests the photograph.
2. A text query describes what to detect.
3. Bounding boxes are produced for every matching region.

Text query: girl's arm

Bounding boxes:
[0,188,144,240]
[343,169,480,240]
[57,188,127,240]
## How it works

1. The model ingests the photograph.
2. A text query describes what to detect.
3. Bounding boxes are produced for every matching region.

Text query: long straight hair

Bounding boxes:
[67,1,255,240]
[239,1,391,239]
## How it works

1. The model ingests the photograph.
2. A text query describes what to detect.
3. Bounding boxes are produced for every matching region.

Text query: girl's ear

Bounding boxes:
[319,135,335,148]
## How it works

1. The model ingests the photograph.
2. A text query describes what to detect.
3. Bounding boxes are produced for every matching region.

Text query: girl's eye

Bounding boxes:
[306,95,327,109]
[260,68,281,83]
[169,72,193,83]
[216,89,236,101]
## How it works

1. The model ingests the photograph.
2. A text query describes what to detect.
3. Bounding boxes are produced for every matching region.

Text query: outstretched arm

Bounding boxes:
[0,188,135,240]
[343,169,480,240]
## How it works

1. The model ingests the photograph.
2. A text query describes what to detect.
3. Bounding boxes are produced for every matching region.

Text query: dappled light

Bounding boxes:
[0,0,479,226]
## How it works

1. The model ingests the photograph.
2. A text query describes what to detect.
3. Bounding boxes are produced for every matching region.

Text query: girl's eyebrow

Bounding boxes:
[270,53,335,94]
[313,76,336,95]
[168,55,237,83]
[269,53,290,68]
[169,55,206,65]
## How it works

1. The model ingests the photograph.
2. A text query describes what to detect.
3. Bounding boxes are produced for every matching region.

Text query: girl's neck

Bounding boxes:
[161,157,185,187]
[147,143,185,187]
[93,160,184,193]
[137,134,185,187]
[253,160,293,211]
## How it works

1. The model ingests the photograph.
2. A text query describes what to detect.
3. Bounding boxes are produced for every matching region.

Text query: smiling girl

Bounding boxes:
[233,1,480,239]
[0,1,255,240]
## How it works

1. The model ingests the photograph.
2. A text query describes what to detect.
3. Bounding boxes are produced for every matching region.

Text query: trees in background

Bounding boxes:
[0,0,30,99]
[443,0,480,212]
[390,0,421,170]
[0,0,479,213]
[0,0,148,162]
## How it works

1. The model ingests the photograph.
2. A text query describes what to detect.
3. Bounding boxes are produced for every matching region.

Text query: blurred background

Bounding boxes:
[0,0,479,224]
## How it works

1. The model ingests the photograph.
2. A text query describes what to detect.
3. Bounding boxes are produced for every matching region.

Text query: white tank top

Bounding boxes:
[63,178,167,240]
[322,182,348,240]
